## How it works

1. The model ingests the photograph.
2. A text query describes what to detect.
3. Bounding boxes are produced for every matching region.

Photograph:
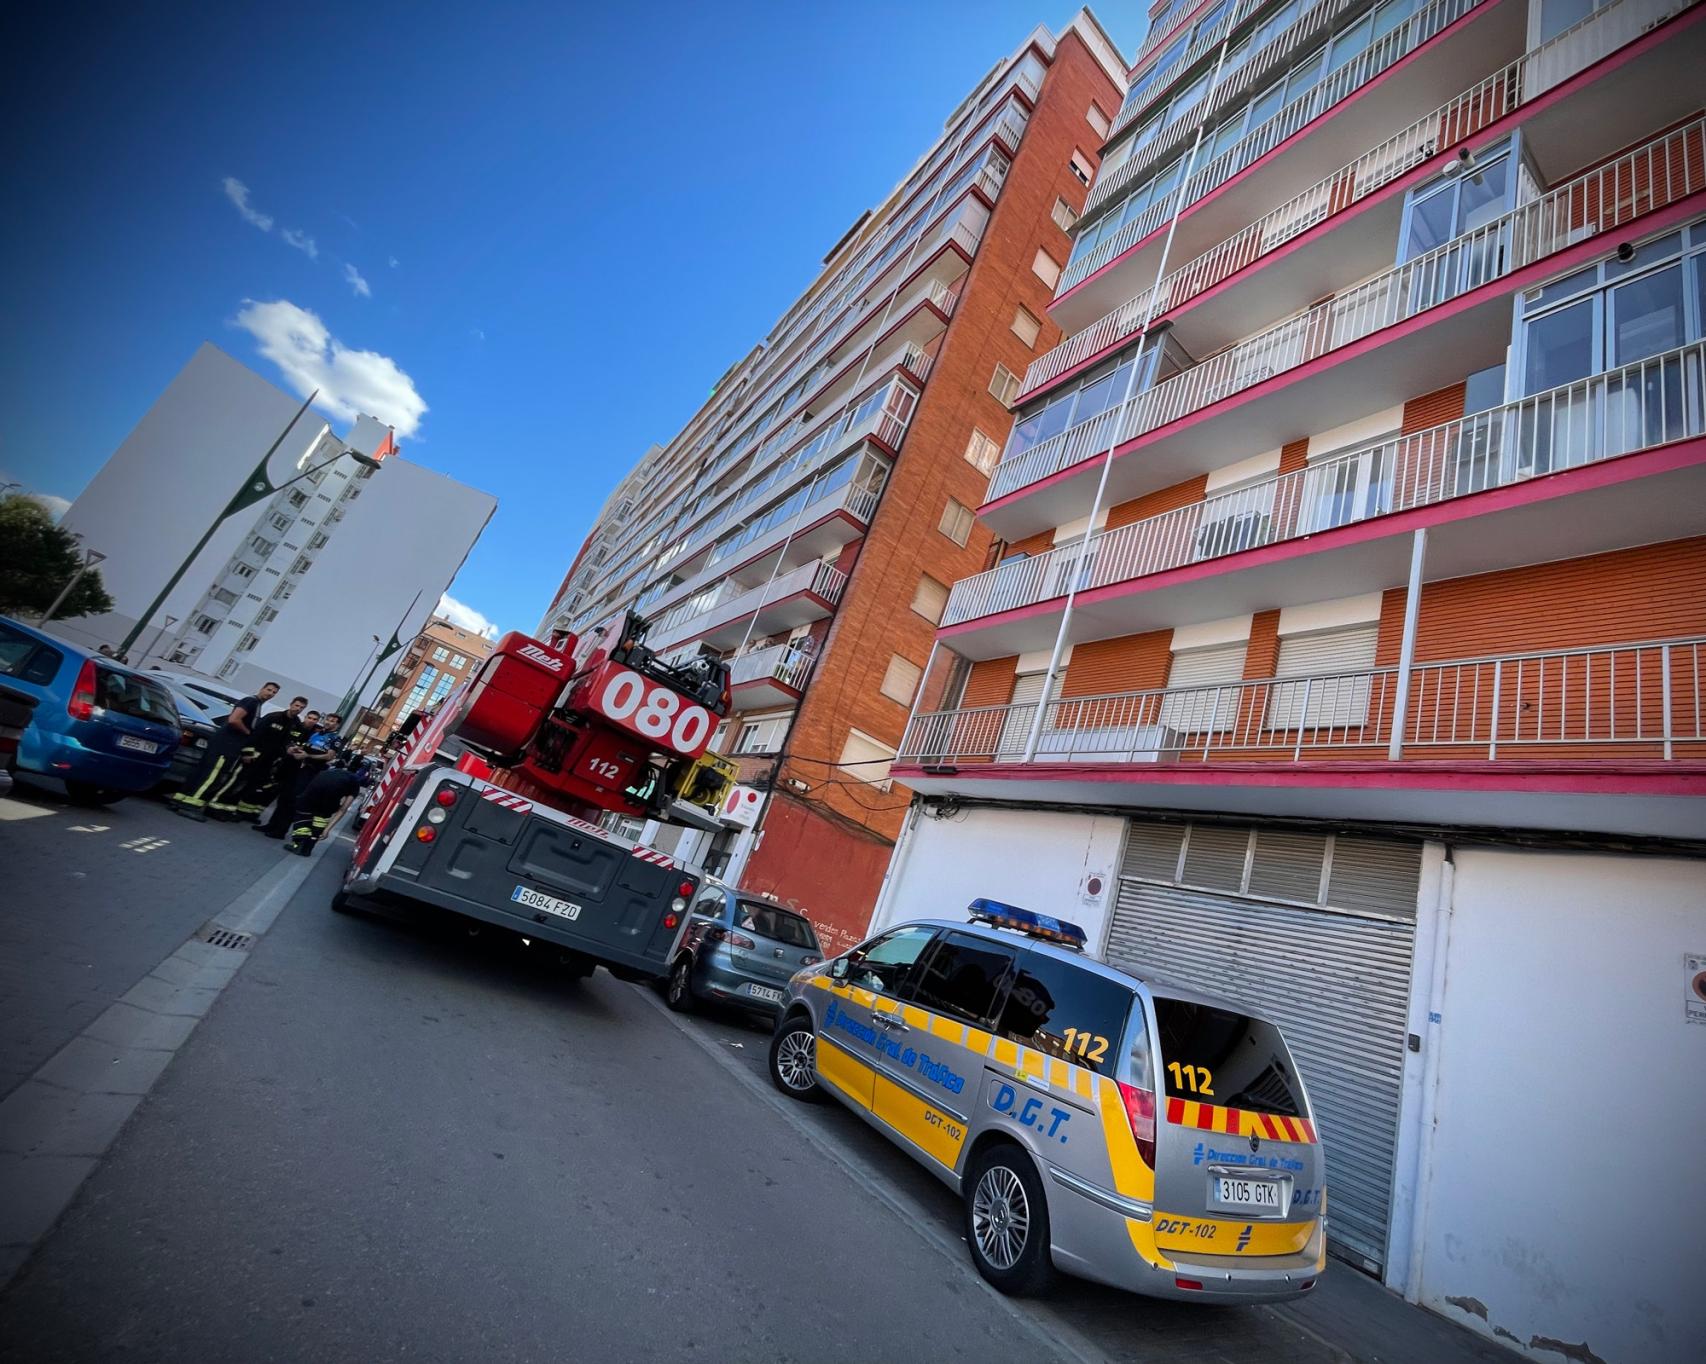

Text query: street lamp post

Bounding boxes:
[40,547,107,625]
[116,391,384,657]
[142,614,180,669]
[336,587,424,737]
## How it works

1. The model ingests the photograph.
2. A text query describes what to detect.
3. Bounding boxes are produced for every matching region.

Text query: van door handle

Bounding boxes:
[874,1013,909,1033]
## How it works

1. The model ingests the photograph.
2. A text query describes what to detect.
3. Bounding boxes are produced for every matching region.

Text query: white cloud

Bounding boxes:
[232,299,428,438]
[222,177,273,232]
[0,474,71,521]
[388,255,399,269]
[343,262,371,298]
[281,227,318,259]
[437,592,499,640]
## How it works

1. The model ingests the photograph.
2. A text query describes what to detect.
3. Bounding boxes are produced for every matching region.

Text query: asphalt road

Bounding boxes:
[0,798,1509,1363]
[0,783,283,1098]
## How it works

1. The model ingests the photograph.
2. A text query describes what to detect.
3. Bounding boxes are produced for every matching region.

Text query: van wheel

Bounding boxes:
[964,1143,1057,1296]
[66,781,122,807]
[665,958,697,1013]
[768,1015,824,1103]
[331,890,356,915]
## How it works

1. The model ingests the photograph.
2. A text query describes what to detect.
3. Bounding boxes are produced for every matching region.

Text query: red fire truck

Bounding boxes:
[336,612,737,981]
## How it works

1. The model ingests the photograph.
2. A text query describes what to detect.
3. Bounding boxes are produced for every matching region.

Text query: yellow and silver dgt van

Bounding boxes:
[768,900,1327,1300]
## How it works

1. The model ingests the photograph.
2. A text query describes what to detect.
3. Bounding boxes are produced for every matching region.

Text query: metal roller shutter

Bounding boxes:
[1106,821,1419,1275]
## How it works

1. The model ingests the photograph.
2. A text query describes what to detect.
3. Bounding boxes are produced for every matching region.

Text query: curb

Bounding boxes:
[0,841,325,1291]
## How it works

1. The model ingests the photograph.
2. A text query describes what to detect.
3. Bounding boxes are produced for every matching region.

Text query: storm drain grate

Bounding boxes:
[195,923,254,952]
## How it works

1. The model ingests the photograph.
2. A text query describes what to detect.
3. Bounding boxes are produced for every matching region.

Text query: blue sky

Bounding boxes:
[0,1,1144,637]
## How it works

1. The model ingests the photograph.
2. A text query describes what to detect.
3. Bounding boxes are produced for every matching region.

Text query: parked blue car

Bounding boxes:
[0,615,182,805]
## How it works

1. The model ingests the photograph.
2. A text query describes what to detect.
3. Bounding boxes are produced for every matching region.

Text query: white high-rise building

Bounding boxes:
[58,343,496,714]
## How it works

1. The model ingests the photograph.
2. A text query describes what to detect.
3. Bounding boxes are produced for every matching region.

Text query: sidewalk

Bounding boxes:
[1275,1263,1519,1364]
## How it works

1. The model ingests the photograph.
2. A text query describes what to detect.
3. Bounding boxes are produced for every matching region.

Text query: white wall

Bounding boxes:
[60,343,328,645]
[238,457,495,713]
[870,805,1126,950]
[1416,847,1706,1362]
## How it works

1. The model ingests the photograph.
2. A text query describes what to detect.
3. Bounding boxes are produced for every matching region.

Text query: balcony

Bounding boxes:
[1055,0,1539,331]
[984,116,1706,538]
[944,341,1706,655]
[894,636,1706,837]
[650,560,849,653]
[728,642,818,711]
[1022,0,1704,403]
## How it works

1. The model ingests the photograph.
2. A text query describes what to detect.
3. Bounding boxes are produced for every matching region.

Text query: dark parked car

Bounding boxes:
[154,683,220,794]
[665,884,821,1018]
[0,615,181,804]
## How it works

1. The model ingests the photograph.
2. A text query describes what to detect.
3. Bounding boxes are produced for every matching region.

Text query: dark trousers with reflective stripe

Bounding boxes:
[170,733,244,808]
[285,812,333,853]
[259,760,305,833]
[210,752,282,816]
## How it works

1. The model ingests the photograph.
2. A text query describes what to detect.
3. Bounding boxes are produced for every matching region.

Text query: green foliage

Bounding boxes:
[0,495,114,620]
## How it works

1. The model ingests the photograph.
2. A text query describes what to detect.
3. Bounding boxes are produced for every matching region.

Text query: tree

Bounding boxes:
[0,495,114,620]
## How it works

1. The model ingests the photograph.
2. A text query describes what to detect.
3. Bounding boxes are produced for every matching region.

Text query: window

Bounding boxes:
[249,536,276,556]
[989,364,1021,405]
[1051,196,1079,232]
[1159,640,1247,730]
[269,513,290,532]
[287,490,307,509]
[734,902,820,951]
[1153,996,1307,1117]
[1537,0,1609,43]
[837,728,896,788]
[1399,143,1516,265]
[911,574,950,624]
[844,926,936,997]
[231,562,256,579]
[1265,623,1380,727]
[432,646,450,662]
[1068,149,1092,186]
[209,588,238,607]
[997,953,1136,1075]
[192,615,218,635]
[0,624,61,685]
[291,556,313,575]
[236,632,258,653]
[450,653,468,669]
[308,531,329,550]
[911,933,1016,1027]
[1011,306,1042,349]
[734,713,789,754]
[964,428,1001,475]
[1032,247,1062,289]
[1086,103,1110,139]
[879,654,922,706]
[938,498,975,546]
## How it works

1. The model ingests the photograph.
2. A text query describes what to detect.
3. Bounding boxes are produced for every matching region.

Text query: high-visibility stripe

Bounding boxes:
[1167,1096,1186,1124]
[1259,1112,1282,1140]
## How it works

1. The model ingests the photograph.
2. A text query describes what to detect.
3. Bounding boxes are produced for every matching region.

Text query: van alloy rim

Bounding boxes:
[776,1029,816,1090]
[972,1166,1029,1270]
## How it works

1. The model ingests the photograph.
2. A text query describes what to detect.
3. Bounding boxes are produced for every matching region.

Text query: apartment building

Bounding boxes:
[58,344,497,715]
[351,614,495,748]
[538,13,1126,953]
[876,0,1705,1355]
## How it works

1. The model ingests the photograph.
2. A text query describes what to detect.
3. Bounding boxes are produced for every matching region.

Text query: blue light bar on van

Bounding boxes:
[967,898,1087,949]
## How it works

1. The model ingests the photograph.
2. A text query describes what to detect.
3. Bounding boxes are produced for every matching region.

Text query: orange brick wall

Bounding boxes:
[1402,383,1466,434]
[963,655,1020,707]
[1059,630,1172,696]
[741,33,1121,925]
[1375,537,1706,665]
[1106,473,1209,528]
[1006,528,1057,557]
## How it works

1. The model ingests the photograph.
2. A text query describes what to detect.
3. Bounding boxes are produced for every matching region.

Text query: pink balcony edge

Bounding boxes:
[943,436,1706,641]
[982,191,1706,523]
[1024,5,1704,406]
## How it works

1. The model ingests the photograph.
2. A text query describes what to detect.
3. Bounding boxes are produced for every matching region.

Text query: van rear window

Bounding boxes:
[1152,997,1306,1117]
[996,952,1135,1075]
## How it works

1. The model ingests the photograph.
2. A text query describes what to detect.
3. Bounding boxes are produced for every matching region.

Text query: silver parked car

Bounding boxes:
[665,885,821,1018]
[767,900,1326,1302]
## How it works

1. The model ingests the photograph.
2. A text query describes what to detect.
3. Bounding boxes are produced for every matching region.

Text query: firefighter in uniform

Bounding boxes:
[284,755,367,855]
[206,695,308,820]
[257,712,345,837]
[170,682,279,821]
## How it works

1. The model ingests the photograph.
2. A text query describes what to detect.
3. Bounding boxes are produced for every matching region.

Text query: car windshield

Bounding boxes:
[96,667,179,725]
[1152,996,1307,1117]
[181,681,242,709]
[735,902,819,950]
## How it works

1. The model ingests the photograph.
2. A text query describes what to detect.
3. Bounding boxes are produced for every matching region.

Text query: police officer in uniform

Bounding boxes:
[206,695,308,820]
[170,682,279,821]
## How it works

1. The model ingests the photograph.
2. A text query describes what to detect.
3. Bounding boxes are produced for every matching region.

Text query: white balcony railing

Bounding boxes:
[651,560,849,650]
[1066,0,1488,293]
[898,637,1706,766]
[950,338,1706,625]
[730,642,818,693]
[1023,0,1692,400]
[1108,0,1267,143]
[988,116,1706,504]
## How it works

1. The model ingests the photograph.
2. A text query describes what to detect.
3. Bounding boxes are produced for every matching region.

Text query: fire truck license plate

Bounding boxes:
[511,886,582,921]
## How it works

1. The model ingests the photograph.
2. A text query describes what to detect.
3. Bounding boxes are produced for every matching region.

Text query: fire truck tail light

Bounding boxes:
[670,897,687,913]
[414,826,437,843]
[425,807,447,825]
[435,788,457,806]
[662,912,680,930]
[677,880,694,898]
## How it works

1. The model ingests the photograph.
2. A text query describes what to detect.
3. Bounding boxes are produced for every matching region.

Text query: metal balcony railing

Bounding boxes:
[1024,0,1693,400]
[988,116,1706,504]
[730,642,818,693]
[651,560,850,650]
[897,636,1706,766]
[1108,0,1268,144]
[949,339,1706,625]
[1066,0,1487,293]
